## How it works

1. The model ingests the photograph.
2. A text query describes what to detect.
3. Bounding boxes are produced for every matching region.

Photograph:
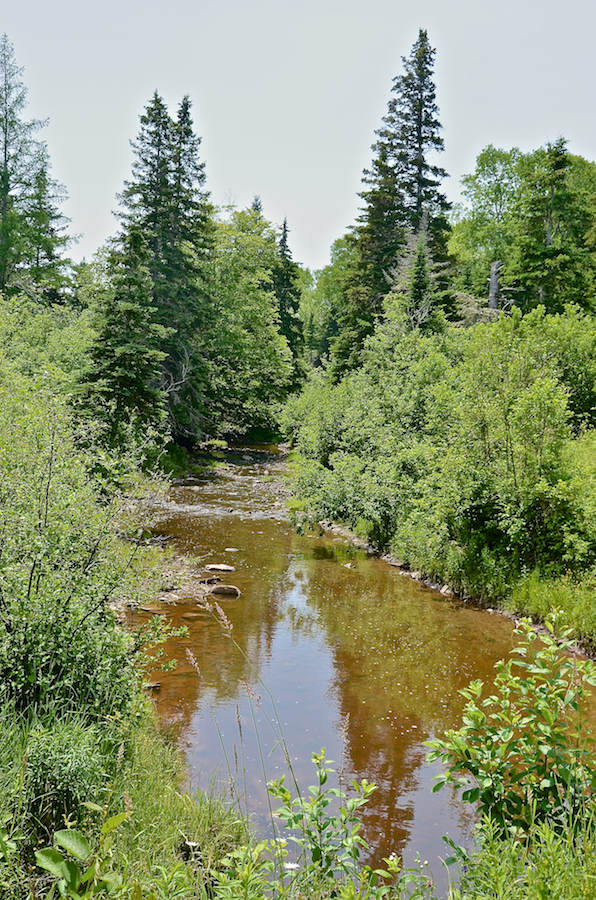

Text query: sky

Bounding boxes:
[4,0,596,270]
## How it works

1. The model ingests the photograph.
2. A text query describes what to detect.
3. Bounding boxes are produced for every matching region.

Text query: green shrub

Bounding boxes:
[23,720,109,838]
[0,374,146,718]
[284,307,596,608]
[426,618,596,834]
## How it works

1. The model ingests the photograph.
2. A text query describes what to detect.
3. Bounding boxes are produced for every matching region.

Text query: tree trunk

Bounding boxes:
[488,260,502,309]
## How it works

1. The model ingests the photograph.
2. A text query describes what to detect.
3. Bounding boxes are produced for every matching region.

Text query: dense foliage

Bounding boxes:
[284,305,596,613]
[205,204,294,435]
[449,139,596,312]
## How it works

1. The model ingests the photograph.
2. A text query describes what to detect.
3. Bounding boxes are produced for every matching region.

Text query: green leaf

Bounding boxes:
[61,859,81,892]
[81,802,105,813]
[35,847,66,878]
[101,812,127,836]
[99,871,123,890]
[54,829,91,861]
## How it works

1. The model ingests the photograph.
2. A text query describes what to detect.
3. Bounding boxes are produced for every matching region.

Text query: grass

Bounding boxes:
[111,710,248,892]
[508,571,596,651]
[452,815,596,900]
[0,702,248,898]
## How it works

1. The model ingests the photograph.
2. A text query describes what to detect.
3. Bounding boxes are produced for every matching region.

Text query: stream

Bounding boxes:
[141,445,516,882]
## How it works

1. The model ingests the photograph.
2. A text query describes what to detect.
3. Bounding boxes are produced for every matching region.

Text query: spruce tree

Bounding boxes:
[77,228,169,449]
[379,28,449,234]
[21,160,71,301]
[117,92,214,440]
[271,218,304,384]
[398,232,441,330]
[330,29,449,377]
[0,34,71,299]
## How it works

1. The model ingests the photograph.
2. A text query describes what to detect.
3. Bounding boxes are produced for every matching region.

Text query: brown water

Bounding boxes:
[142,446,515,881]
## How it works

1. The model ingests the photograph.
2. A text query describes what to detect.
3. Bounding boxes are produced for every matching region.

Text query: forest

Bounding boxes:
[3,23,596,899]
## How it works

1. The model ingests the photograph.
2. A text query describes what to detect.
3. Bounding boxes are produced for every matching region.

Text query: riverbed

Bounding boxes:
[140,446,515,879]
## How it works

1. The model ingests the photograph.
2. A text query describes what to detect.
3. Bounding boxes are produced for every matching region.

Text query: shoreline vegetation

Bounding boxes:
[4,19,596,899]
[283,306,596,658]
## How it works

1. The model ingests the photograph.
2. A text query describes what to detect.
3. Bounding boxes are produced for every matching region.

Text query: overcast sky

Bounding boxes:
[4,0,595,270]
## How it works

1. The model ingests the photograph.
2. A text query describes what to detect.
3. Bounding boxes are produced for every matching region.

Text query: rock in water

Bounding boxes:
[207,584,241,598]
[205,564,236,572]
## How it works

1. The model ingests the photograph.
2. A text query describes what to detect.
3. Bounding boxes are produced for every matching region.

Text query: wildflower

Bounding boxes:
[284,862,300,870]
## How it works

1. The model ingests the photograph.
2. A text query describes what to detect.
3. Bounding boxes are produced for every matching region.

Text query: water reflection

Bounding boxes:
[144,448,514,874]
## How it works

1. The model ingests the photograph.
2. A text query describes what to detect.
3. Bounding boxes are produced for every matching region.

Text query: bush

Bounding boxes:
[426,618,596,834]
[22,719,110,838]
[284,307,596,606]
[0,375,142,717]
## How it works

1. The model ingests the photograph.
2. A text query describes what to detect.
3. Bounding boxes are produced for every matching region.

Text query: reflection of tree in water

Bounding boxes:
[286,528,514,860]
[147,458,514,861]
[149,462,296,732]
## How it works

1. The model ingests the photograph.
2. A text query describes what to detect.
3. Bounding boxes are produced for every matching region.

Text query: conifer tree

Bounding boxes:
[271,218,304,384]
[330,29,449,377]
[77,228,169,449]
[398,232,441,330]
[0,34,71,299]
[21,160,71,301]
[379,28,449,234]
[117,92,214,440]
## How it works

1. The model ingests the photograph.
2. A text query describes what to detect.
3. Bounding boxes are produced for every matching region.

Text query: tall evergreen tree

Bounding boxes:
[271,218,304,384]
[330,29,449,377]
[77,228,169,449]
[379,28,450,234]
[0,34,70,299]
[117,92,214,440]
[21,160,71,301]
